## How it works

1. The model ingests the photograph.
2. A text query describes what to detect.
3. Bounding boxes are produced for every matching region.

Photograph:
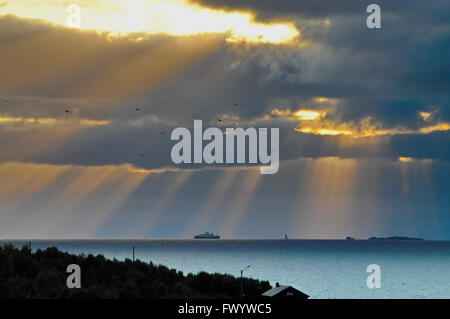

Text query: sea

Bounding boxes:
[1,239,449,299]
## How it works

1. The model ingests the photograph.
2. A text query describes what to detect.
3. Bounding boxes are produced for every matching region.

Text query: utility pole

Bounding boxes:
[240,265,250,299]
[132,246,135,262]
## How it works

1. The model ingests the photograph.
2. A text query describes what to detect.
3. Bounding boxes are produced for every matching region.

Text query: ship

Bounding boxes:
[194,232,221,239]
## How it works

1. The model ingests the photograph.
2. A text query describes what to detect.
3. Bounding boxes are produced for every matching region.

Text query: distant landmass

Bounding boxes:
[368,236,424,241]
[345,236,424,241]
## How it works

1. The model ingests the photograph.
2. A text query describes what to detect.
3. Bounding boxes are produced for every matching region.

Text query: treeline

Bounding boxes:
[0,244,271,299]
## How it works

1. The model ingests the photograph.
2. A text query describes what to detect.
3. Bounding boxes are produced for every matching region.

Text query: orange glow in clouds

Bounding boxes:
[271,106,450,139]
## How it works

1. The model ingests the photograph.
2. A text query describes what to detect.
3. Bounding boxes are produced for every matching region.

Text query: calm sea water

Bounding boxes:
[1,239,449,299]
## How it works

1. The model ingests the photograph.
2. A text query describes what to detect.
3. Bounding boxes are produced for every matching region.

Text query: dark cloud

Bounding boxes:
[0,10,449,169]
[1,6,449,131]
[191,0,450,23]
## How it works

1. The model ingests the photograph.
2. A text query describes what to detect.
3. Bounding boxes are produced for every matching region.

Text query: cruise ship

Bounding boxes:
[193,232,221,239]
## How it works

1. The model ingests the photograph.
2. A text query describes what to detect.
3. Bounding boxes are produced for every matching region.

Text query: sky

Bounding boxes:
[0,0,449,239]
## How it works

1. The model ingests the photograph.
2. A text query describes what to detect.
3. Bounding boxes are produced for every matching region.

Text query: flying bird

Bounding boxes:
[139,154,145,158]
[63,108,72,114]
[135,107,140,111]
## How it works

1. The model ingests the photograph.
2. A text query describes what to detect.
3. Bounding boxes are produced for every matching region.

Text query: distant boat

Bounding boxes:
[194,232,220,239]
[284,234,289,240]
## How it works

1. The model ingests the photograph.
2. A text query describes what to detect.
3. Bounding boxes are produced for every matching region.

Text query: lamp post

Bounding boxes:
[240,265,250,299]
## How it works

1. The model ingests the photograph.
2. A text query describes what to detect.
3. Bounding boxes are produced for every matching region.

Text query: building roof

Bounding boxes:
[262,284,290,297]
[262,283,309,298]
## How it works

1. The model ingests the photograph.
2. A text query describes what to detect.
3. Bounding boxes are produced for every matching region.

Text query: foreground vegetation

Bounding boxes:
[0,244,271,299]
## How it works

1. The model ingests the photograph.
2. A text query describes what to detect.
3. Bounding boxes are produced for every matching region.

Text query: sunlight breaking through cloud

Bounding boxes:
[0,0,301,44]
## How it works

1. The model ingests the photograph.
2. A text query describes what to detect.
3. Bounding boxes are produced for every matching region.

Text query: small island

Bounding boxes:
[368,236,424,241]
[345,236,424,241]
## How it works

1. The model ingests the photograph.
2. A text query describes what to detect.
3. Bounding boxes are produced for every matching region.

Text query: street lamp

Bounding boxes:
[240,265,251,299]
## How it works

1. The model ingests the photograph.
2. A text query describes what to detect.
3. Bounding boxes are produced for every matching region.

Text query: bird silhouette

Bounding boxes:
[139,154,145,158]
[63,108,72,114]
[135,107,140,111]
